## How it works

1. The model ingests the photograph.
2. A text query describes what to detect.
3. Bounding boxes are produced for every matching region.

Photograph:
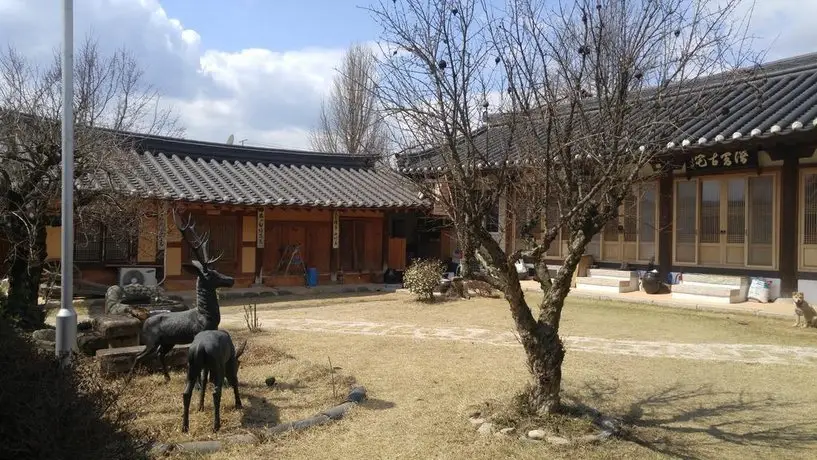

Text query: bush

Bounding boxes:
[0,320,149,459]
[403,258,444,301]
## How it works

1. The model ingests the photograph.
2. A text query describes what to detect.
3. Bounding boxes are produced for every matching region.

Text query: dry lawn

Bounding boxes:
[122,330,355,445]
[127,292,817,459]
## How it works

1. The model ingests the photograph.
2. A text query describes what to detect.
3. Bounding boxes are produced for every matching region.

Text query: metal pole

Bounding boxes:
[55,0,76,366]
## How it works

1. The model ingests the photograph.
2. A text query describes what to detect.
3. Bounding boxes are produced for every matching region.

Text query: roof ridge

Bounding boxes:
[130,133,380,169]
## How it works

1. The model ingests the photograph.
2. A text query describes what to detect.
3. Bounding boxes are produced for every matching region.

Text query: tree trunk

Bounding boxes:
[525,329,565,415]
[502,267,565,415]
[503,230,591,415]
[4,222,47,329]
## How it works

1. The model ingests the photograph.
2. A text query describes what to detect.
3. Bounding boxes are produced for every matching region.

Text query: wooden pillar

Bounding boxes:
[657,173,674,277]
[779,155,799,295]
[381,213,391,271]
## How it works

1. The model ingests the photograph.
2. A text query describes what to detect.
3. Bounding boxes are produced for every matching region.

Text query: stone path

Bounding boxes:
[221,317,817,367]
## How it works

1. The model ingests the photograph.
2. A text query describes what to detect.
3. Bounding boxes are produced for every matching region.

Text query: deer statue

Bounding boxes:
[182,329,247,433]
[126,210,235,383]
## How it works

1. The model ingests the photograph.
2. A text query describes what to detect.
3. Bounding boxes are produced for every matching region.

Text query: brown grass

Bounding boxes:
[124,293,817,459]
[123,330,355,446]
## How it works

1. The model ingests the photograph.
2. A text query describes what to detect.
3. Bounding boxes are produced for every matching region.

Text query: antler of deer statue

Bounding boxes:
[126,208,235,383]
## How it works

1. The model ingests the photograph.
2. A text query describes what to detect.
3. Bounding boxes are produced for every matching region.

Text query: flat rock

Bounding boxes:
[175,440,222,454]
[148,442,175,456]
[222,433,259,445]
[96,344,189,376]
[469,417,485,425]
[527,429,547,440]
[499,427,515,435]
[576,433,605,444]
[546,435,571,445]
[77,331,108,356]
[477,422,494,435]
[93,314,141,339]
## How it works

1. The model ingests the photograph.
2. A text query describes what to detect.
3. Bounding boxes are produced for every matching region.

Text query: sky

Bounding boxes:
[0,0,815,151]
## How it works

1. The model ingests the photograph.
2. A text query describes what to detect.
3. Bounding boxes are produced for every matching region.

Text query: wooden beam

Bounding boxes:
[766,144,815,162]
[779,155,799,295]
[657,174,674,277]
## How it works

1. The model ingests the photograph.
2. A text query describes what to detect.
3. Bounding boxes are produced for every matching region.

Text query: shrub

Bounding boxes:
[403,258,444,301]
[0,320,149,459]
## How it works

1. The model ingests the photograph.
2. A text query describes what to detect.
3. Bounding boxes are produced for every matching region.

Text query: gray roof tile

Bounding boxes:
[398,52,817,172]
[80,134,425,209]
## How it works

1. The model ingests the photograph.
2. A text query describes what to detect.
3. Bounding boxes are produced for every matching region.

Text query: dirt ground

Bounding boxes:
[148,292,817,459]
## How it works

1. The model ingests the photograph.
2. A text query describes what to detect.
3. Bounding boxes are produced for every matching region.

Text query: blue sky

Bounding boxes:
[0,0,815,150]
[161,0,381,52]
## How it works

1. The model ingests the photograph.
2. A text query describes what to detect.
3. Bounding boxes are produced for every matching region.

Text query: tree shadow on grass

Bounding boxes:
[565,381,817,460]
[240,394,281,428]
[359,398,396,411]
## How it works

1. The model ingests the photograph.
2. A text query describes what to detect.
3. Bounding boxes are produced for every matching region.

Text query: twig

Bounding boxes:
[328,356,338,399]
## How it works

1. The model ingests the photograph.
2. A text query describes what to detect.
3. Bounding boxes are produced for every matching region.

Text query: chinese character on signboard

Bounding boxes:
[686,150,754,171]
[157,201,168,251]
[256,209,265,249]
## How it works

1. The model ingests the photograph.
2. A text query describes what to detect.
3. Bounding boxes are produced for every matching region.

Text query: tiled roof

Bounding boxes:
[397,52,817,172]
[81,134,426,209]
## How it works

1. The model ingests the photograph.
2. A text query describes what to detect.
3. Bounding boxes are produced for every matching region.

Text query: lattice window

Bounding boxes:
[484,202,500,233]
[748,175,774,266]
[104,227,137,263]
[544,202,562,257]
[675,180,697,262]
[623,193,638,242]
[75,221,104,262]
[638,184,656,243]
[804,174,817,245]
[699,181,721,244]
[726,178,745,245]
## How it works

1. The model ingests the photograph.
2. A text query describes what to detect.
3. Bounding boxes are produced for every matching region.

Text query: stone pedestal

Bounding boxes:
[93,314,141,348]
[96,344,190,377]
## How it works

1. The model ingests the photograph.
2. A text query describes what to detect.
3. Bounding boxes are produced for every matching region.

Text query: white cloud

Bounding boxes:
[0,0,345,150]
[0,0,814,150]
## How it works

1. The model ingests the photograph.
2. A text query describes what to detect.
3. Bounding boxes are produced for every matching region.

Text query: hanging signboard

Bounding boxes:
[685,150,757,172]
[157,201,168,251]
[332,211,340,249]
[256,209,265,248]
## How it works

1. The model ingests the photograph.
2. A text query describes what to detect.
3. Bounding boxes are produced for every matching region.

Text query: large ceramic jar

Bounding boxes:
[641,270,661,294]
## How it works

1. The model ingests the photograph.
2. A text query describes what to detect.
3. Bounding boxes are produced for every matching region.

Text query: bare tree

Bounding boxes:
[310,43,389,156]
[0,35,182,328]
[370,0,755,415]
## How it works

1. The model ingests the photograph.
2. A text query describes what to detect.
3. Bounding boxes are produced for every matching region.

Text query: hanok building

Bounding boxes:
[23,134,425,291]
[396,52,817,304]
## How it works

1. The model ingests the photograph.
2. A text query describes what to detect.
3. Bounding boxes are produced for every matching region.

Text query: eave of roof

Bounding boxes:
[77,131,429,210]
[396,52,817,173]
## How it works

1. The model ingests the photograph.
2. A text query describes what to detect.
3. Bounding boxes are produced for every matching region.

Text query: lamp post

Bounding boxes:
[55,0,76,366]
